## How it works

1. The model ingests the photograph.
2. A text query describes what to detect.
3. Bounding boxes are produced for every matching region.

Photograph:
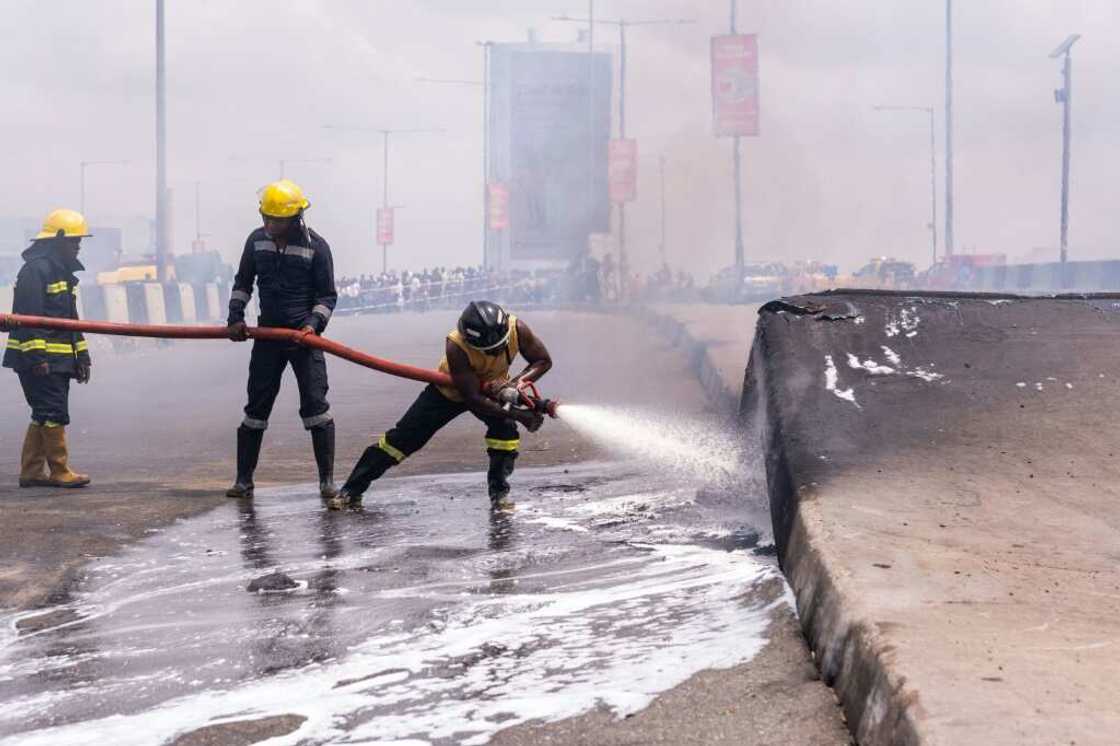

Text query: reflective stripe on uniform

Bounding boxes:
[288,247,314,261]
[253,240,278,253]
[230,289,251,304]
[377,434,406,463]
[45,281,69,294]
[302,411,333,429]
[242,416,269,430]
[311,304,332,320]
[484,437,520,452]
[75,340,89,353]
[6,338,75,354]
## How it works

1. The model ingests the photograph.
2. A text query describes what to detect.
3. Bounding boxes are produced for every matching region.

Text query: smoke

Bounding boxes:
[2,1,1119,274]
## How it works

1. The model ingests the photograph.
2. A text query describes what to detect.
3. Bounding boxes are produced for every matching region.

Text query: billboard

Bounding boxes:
[711,34,759,137]
[608,139,638,204]
[488,43,612,267]
[376,207,394,246]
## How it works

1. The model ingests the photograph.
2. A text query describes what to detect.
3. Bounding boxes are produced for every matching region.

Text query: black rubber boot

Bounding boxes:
[330,445,397,511]
[311,421,337,499]
[226,426,264,499]
[487,449,518,509]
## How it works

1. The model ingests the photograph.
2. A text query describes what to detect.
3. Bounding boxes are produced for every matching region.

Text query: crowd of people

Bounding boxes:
[334,265,559,314]
[335,259,701,315]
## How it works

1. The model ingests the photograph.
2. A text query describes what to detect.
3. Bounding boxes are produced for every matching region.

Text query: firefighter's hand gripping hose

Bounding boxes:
[0,313,562,415]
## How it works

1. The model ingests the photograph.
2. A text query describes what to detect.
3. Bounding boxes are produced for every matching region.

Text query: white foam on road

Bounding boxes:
[1,544,780,746]
[0,467,781,746]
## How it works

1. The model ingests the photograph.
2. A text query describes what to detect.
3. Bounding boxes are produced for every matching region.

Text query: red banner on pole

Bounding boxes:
[487,183,510,230]
[608,139,638,204]
[376,207,394,246]
[711,34,759,137]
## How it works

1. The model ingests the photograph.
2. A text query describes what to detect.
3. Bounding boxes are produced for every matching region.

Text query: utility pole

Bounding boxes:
[323,125,443,274]
[944,0,954,257]
[155,0,169,279]
[731,0,745,282]
[553,13,694,298]
[872,105,938,265]
[1050,34,1081,265]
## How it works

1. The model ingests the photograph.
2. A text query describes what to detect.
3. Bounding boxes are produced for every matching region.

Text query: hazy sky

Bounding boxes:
[2,1,1116,278]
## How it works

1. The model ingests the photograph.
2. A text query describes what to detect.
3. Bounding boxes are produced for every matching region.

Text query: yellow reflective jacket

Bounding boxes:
[436,315,519,402]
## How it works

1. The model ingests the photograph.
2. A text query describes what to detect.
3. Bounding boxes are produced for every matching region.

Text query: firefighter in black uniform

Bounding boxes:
[2,209,93,488]
[226,180,338,500]
[331,300,551,511]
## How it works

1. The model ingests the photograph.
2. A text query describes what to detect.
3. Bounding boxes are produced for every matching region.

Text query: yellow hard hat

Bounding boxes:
[35,208,91,240]
[258,179,310,218]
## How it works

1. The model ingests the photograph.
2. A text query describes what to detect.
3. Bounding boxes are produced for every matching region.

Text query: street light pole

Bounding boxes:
[1050,34,1081,265]
[872,105,938,265]
[553,13,695,298]
[155,0,169,279]
[944,0,954,257]
[731,0,745,283]
[323,125,443,274]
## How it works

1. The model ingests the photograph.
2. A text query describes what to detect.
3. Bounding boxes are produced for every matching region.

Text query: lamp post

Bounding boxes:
[1050,34,1081,265]
[552,13,695,298]
[323,125,443,273]
[79,160,129,216]
[873,106,938,265]
[944,0,954,257]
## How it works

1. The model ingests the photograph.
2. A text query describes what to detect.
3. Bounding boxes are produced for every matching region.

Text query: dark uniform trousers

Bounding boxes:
[241,340,331,431]
[341,384,519,496]
[17,371,72,426]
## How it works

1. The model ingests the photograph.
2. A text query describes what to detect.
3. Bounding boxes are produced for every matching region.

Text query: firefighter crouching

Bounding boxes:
[2,209,93,488]
[226,179,339,500]
[332,301,551,511]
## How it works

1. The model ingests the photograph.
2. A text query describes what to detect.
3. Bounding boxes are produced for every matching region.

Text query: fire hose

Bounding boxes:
[0,313,560,418]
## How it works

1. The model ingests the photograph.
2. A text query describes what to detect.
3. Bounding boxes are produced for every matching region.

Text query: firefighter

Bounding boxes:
[226,179,338,500]
[2,209,93,488]
[331,300,551,511]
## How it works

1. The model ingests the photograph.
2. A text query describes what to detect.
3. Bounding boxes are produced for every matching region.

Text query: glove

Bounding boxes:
[227,321,249,341]
[514,408,544,433]
[76,362,91,384]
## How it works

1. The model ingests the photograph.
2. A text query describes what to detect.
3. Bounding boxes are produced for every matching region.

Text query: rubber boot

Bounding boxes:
[330,445,396,511]
[226,426,264,499]
[18,424,50,488]
[41,425,90,488]
[311,421,337,500]
[487,450,518,510]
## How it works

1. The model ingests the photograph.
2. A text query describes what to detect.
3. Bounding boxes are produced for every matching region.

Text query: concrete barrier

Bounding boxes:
[102,284,129,323]
[745,290,1120,745]
[142,283,167,325]
[177,283,198,323]
[0,285,13,315]
[205,283,222,323]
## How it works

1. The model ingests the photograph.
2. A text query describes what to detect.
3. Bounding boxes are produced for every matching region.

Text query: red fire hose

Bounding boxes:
[0,313,454,388]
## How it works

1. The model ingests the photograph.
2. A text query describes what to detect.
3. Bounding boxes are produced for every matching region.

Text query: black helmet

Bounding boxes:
[458,300,511,352]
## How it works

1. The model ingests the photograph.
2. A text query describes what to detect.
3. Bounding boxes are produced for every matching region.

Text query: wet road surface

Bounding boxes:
[1,462,782,745]
[0,309,849,745]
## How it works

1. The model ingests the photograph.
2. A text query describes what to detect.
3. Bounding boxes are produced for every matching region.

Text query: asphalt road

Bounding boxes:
[0,309,848,745]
